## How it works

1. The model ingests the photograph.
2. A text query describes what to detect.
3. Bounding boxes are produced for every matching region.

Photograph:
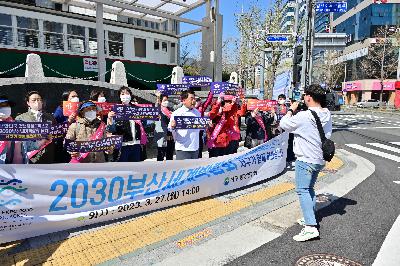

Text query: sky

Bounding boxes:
[179,0,271,57]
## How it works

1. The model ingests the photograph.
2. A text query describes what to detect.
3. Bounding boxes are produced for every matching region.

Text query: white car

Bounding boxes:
[356,99,385,108]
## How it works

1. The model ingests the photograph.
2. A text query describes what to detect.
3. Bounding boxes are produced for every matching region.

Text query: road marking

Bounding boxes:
[390,142,400,146]
[366,143,400,155]
[345,144,400,162]
[373,215,400,266]
[394,181,400,184]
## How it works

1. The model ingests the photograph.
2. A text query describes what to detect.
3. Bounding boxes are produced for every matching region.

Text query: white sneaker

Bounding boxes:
[293,226,319,242]
[297,218,305,226]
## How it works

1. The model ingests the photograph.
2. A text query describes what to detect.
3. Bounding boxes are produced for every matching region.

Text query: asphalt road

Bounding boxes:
[228,110,400,266]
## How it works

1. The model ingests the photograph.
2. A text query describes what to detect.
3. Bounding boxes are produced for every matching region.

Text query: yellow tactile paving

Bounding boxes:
[3,156,343,266]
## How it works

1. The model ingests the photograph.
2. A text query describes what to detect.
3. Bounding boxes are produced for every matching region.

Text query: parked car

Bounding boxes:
[356,99,385,108]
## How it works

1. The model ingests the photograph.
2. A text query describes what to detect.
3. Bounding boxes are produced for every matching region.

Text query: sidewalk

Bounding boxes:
[1,155,346,266]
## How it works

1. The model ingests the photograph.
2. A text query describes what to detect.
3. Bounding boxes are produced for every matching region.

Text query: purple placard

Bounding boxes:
[182,76,212,87]
[49,122,69,140]
[112,105,160,120]
[65,135,123,153]
[0,122,51,140]
[156,84,190,95]
[174,116,211,129]
[211,82,239,95]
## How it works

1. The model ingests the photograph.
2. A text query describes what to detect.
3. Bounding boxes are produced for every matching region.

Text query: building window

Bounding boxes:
[134,38,146,58]
[43,21,64,51]
[17,16,39,48]
[144,20,149,28]
[0,13,12,46]
[108,31,123,57]
[154,40,159,50]
[67,24,85,53]
[162,41,167,52]
[89,28,97,55]
[137,19,142,27]
[170,43,176,64]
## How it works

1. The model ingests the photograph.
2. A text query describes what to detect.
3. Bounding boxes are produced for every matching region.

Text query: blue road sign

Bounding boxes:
[315,2,347,13]
[266,36,289,42]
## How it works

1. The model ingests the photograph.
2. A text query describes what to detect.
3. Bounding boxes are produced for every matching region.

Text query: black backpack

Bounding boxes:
[309,110,335,162]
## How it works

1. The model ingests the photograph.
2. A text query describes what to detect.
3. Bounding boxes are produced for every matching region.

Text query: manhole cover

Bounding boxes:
[295,254,362,266]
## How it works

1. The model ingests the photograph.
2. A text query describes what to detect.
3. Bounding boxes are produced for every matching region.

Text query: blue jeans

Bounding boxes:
[295,160,324,226]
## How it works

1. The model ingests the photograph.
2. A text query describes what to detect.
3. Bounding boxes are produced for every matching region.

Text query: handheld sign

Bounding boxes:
[112,105,160,120]
[65,136,123,153]
[247,99,278,111]
[174,116,211,130]
[157,84,190,95]
[95,102,115,115]
[63,101,80,116]
[49,122,69,140]
[0,122,51,140]
[211,82,239,95]
[182,76,212,87]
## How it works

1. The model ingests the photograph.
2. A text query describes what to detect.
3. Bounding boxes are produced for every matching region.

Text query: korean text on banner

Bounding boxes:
[0,122,51,140]
[49,122,69,140]
[211,82,239,95]
[0,133,288,244]
[112,105,160,121]
[175,116,211,129]
[157,84,190,95]
[247,99,278,111]
[182,76,212,87]
[63,101,80,116]
[83,58,98,72]
[65,136,123,153]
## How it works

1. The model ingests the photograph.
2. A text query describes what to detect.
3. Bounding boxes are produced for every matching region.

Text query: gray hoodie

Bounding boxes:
[280,107,332,165]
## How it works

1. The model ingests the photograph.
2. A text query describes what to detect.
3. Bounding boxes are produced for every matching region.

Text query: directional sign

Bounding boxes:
[266,36,289,42]
[315,2,347,12]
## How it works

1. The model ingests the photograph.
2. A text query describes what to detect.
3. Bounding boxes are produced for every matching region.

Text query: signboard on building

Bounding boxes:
[315,2,347,12]
[83,58,98,72]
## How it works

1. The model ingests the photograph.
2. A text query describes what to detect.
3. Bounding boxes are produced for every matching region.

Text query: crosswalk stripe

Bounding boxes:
[390,142,400,146]
[334,126,400,130]
[345,144,400,162]
[366,143,400,154]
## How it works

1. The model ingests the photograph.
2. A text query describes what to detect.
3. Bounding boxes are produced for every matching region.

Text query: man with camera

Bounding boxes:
[280,84,333,242]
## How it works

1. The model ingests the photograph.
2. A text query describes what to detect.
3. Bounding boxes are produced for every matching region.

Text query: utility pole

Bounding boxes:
[379,25,388,106]
[301,0,315,92]
[292,0,300,98]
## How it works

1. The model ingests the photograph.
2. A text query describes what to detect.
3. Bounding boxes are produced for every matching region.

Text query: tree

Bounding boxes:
[360,26,400,105]
[180,41,202,76]
[236,0,290,98]
[312,51,345,91]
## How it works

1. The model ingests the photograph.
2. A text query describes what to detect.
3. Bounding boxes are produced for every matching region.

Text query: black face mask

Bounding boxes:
[220,100,226,107]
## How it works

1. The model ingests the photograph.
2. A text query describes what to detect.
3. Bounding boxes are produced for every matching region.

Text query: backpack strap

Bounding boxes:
[309,110,326,142]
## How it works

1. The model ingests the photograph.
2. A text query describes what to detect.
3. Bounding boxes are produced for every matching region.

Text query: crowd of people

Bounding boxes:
[0,87,290,165]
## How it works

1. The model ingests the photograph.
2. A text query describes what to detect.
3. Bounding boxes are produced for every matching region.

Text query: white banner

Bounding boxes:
[83,58,98,72]
[0,133,288,244]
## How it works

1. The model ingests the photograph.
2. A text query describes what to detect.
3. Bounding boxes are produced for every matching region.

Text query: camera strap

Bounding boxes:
[309,110,326,142]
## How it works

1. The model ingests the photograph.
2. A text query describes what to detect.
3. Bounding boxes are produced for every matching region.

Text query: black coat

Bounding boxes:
[245,113,274,140]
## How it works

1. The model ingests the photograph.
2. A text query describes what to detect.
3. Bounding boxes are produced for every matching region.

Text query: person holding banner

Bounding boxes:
[65,101,111,163]
[53,90,79,124]
[15,91,56,164]
[195,91,214,158]
[154,93,174,161]
[107,87,147,162]
[168,90,201,160]
[0,95,40,164]
[245,107,273,148]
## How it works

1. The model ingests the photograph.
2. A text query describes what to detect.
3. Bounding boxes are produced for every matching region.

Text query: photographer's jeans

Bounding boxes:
[295,160,324,226]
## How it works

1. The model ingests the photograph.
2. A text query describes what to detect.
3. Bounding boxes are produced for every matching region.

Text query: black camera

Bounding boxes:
[297,101,308,112]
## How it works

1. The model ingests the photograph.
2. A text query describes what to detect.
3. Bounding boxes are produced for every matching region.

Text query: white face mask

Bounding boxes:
[279,100,286,105]
[161,100,169,107]
[70,97,79,103]
[97,97,106,103]
[84,110,97,121]
[120,95,131,104]
[0,107,11,118]
[30,102,43,112]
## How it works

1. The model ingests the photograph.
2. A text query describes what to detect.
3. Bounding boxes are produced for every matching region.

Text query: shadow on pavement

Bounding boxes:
[316,195,357,224]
